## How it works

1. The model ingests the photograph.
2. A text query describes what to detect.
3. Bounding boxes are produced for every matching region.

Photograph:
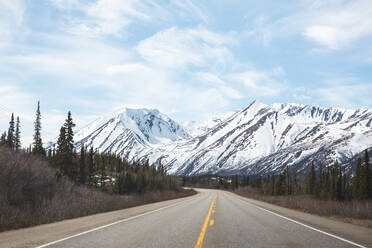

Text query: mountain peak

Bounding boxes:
[74,107,191,157]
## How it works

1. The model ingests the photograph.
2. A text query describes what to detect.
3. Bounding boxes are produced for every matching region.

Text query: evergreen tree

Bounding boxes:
[79,144,86,184]
[234,175,239,189]
[88,147,95,186]
[359,153,369,200]
[56,126,68,176]
[336,164,343,200]
[32,101,44,155]
[64,111,75,153]
[285,166,291,195]
[364,149,371,199]
[60,111,76,180]
[275,172,285,195]
[293,172,300,195]
[318,163,324,197]
[100,157,106,190]
[15,116,21,151]
[56,127,66,154]
[306,161,316,195]
[0,131,6,146]
[353,158,362,199]
[6,113,15,149]
[271,174,275,195]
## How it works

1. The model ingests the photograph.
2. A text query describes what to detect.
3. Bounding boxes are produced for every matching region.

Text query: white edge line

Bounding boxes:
[35,196,197,248]
[234,194,367,248]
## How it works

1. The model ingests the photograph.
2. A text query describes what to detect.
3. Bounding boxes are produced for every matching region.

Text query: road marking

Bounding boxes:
[209,220,214,226]
[234,194,367,248]
[35,196,198,248]
[194,193,218,248]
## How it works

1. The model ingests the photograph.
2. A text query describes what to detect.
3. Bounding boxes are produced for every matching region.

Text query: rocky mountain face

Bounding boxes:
[182,113,232,137]
[73,101,372,176]
[74,108,190,159]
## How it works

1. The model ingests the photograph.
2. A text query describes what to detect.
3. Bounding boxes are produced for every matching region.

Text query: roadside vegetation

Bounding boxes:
[0,102,194,231]
[183,151,372,225]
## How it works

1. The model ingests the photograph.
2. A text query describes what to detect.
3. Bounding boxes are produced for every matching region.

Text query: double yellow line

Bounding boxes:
[194,193,218,248]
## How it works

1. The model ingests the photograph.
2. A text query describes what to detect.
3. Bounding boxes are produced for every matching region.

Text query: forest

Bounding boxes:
[0,102,194,231]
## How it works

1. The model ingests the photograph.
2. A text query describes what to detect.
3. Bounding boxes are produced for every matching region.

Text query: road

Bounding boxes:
[1,189,371,248]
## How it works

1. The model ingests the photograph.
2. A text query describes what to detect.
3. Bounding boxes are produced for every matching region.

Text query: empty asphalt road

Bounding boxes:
[1,189,372,248]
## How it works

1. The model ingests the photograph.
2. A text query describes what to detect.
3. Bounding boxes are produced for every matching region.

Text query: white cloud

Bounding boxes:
[54,0,152,37]
[301,0,372,49]
[50,0,82,10]
[53,0,209,37]
[228,67,287,97]
[303,25,347,50]
[174,0,208,24]
[196,72,225,85]
[217,85,243,99]
[317,82,372,108]
[0,0,25,47]
[105,63,148,74]
[195,72,243,99]
[137,27,236,68]
[315,76,372,108]
[252,0,372,50]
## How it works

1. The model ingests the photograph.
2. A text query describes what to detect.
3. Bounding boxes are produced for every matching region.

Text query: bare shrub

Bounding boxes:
[234,187,372,221]
[0,147,195,231]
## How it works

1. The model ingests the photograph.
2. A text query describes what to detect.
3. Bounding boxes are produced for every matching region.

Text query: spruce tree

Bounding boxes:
[64,111,75,153]
[306,161,316,195]
[293,172,299,195]
[33,101,44,155]
[353,158,362,200]
[57,127,66,154]
[15,116,21,151]
[0,131,6,146]
[60,111,76,180]
[364,149,371,199]
[271,174,275,195]
[79,144,86,184]
[285,166,291,195]
[318,163,324,197]
[234,175,239,189]
[88,147,95,186]
[336,164,343,200]
[6,113,15,149]
[56,126,67,175]
[359,153,369,200]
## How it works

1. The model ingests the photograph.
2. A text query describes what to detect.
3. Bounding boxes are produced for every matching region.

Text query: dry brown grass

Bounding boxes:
[0,147,195,232]
[234,187,372,226]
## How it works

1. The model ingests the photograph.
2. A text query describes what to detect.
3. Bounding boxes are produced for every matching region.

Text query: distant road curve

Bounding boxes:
[0,189,371,248]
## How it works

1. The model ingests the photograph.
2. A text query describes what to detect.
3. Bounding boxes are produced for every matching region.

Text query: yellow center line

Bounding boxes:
[194,192,218,248]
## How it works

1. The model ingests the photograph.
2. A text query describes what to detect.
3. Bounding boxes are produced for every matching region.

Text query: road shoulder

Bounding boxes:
[0,192,200,248]
[229,191,372,247]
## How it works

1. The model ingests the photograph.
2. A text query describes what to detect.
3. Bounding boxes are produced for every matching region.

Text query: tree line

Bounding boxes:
[182,153,371,202]
[235,151,371,201]
[0,102,180,195]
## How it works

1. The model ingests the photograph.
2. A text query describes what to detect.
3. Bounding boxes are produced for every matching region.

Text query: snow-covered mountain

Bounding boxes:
[74,101,372,176]
[138,100,372,176]
[182,113,233,137]
[74,108,191,158]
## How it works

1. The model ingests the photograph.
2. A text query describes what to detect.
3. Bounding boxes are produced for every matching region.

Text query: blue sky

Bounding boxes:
[0,0,372,146]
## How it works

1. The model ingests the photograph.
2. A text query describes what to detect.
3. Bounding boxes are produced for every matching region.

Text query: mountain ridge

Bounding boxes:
[72,100,372,176]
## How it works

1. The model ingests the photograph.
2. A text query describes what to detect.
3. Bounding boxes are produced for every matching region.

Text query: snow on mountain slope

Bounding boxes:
[73,101,372,176]
[74,108,191,158]
[139,100,372,176]
[182,113,233,137]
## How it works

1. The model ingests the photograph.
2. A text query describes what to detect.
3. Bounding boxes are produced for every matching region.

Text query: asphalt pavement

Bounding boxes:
[1,189,371,248]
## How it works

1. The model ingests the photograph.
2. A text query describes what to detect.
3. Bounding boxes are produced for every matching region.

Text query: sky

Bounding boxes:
[0,0,372,146]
